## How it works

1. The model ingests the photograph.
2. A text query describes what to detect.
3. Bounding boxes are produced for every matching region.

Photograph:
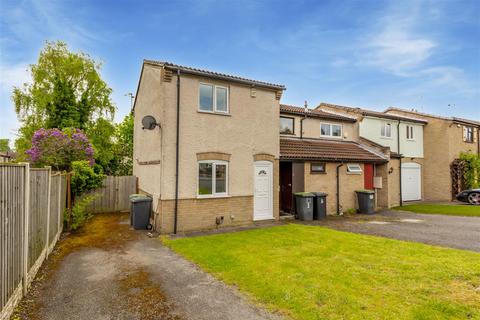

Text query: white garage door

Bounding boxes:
[402,162,421,201]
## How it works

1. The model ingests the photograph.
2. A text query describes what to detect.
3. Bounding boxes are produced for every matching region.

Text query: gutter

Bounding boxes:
[336,163,344,214]
[173,70,181,234]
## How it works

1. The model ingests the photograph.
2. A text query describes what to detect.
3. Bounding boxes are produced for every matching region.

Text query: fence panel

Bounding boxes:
[48,175,60,245]
[27,169,49,269]
[0,164,27,318]
[86,176,137,213]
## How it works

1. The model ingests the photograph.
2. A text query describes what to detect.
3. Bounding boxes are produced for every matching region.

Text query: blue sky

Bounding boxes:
[1,0,479,145]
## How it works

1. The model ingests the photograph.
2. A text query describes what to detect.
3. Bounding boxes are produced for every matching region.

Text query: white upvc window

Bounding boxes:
[320,123,342,138]
[381,123,392,138]
[406,125,414,140]
[199,83,229,113]
[197,160,228,197]
[464,126,474,143]
[346,163,362,174]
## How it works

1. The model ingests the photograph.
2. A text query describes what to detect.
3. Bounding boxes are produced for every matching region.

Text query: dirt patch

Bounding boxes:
[11,213,181,320]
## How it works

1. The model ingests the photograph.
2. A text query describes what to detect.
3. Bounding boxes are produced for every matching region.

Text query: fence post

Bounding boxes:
[22,163,30,295]
[66,173,72,230]
[45,167,51,259]
[58,173,62,234]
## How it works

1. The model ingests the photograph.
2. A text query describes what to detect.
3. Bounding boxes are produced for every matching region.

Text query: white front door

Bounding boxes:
[254,161,273,220]
[402,162,422,201]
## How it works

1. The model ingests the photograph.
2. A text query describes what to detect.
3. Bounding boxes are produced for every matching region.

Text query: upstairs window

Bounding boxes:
[464,126,474,143]
[280,117,294,134]
[320,123,342,138]
[406,125,414,140]
[198,160,228,197]
[346,163,362,174]
[381,123,392,138]
[199,84,229,113]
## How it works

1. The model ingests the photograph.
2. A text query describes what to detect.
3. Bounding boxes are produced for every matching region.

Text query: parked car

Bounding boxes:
[456,189,480,205]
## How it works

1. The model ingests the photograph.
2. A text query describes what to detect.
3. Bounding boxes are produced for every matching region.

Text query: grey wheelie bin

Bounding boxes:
[312,192,328,220]
[355,190,375,214]
[294,192,314,221]
[129,194,144,226]
[130,195,152,230]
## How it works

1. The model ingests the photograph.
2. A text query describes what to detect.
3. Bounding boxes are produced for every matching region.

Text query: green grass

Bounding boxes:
[164,224,480,320]
[393,204,480,217]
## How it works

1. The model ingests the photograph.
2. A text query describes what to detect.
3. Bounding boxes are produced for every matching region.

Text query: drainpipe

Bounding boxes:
[173,70,181,234]
[397,121,403,207]
[336,163,344,214]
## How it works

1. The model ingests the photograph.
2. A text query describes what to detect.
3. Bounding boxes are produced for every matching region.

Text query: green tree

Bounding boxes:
[0,139,10,152]
[113,113,134,175]
[13,41,115,163]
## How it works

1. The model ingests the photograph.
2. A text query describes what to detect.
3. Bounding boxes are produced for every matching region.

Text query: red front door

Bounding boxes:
[364,163,374,190]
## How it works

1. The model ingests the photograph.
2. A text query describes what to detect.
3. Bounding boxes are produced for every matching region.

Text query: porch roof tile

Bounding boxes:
[280,137,388,163]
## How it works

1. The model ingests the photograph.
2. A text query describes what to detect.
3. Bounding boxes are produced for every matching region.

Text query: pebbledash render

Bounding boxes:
[133,60,284,233]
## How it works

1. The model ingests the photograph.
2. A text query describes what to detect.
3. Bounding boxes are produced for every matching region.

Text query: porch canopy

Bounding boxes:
[280,137,388,163]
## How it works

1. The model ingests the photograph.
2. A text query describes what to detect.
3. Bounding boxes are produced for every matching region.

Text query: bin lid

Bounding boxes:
[355,190,375,194]
[294,192,314,197]
[130,195,152,203]
[311,192,328,197]
[129,194,144,200]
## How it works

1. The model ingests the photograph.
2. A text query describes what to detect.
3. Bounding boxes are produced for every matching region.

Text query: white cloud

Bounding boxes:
[0,63,30,93]
[364,29,436,76]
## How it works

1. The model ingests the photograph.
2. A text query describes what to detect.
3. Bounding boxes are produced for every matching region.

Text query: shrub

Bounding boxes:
[70,194,98,230]
[71,160,104,196]
[26,128,94,171]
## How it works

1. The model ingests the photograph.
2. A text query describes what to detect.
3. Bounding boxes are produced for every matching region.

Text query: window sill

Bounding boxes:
[380,136,392,140]
[310,172,327,174]
[320,135,342,139]
[346,172,362,175]
[280,132,295,135]
[196,194,231,199]
[197,110,231,117]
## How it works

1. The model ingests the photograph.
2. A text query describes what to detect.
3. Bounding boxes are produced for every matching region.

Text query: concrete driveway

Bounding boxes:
[311,210,480,252]
[13,213,281,320]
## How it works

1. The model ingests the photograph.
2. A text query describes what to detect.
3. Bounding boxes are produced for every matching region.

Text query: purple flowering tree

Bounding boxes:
[26,128,95,171]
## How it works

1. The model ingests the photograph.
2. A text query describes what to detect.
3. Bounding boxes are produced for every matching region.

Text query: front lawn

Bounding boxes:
[164,224,480,320]
[393,204,480,217]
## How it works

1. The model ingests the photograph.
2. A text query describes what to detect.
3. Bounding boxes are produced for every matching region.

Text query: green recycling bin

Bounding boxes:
[356,190,375,214]
[294,192,314,221]
[312,192,328,220]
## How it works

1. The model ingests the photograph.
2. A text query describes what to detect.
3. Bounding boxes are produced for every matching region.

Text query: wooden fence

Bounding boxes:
[86,176,137,213]
[0,164,67,320]
[1,169,135,320]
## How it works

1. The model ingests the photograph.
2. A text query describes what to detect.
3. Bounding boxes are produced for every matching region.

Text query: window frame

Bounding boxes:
[346,163,362,174]
[280,116,295,135]
[320,122,343,138]
[381,122,392,138]
[406,125,414,140]
[199,83,229,114]
[197,160,229,198]
[310,162,326,174]
[464,126,474,143]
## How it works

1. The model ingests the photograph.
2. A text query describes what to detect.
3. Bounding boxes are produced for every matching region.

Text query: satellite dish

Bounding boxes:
[142,115,159,130]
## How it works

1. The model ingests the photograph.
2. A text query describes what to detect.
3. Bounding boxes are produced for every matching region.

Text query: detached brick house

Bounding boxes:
[385,108,480,201]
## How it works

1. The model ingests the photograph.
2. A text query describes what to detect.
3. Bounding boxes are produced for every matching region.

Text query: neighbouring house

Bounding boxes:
[279,104,390,215]
[133,60,285,233]
[317,103,428,204]
[385,107,480,201]
[0,152,12,163]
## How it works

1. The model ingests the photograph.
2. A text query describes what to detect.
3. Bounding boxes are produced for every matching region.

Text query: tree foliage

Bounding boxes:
[0,139,9,152]
[113,113,134,175]
[459,152,480,189]
[13,41,115,162]
[70,160,104,196]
